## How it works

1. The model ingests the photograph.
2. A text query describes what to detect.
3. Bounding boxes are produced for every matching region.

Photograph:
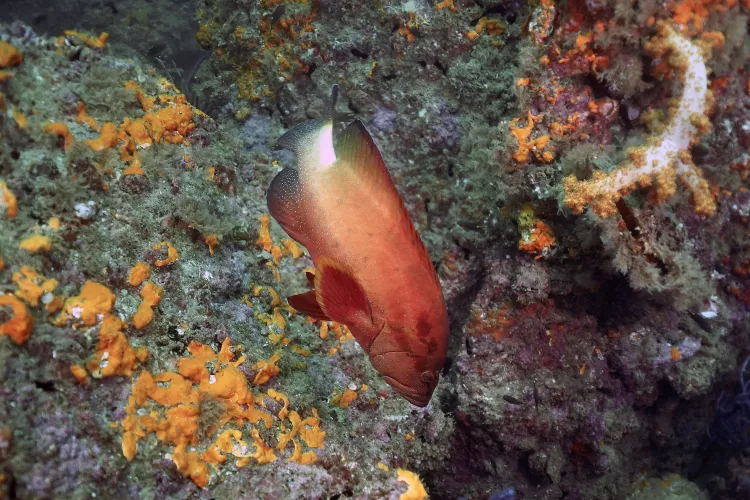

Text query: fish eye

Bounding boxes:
[420,371,434,384]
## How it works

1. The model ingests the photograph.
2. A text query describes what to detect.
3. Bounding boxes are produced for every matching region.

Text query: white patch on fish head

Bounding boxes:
[315,122,336,170]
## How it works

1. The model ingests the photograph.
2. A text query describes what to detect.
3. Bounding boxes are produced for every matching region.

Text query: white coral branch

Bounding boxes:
[563,23,716,218]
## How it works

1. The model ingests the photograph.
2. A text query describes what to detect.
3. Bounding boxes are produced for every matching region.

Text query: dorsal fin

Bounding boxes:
[334,120,433,267]
[334,120,389,179]
[333,120,412,210]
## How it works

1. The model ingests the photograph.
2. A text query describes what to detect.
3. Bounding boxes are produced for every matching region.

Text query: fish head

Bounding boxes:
[369,349,441,406]
[368,315,448,407]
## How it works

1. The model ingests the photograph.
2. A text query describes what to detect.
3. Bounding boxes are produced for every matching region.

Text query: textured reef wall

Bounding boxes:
[1,0,750,499]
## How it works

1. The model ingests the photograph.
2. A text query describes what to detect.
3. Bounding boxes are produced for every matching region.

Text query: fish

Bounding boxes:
[266,86,449,406]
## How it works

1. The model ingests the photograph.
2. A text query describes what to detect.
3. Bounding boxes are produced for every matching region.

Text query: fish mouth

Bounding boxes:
[383,376,431,407]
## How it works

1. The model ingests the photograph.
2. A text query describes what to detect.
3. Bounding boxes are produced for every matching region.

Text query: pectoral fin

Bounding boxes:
[288,290,329,321]
[315,258,381,348]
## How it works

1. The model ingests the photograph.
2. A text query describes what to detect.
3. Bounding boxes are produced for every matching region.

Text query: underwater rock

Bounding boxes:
[1,0,750,498]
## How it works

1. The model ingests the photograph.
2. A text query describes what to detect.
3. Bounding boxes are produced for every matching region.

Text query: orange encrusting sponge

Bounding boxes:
[120,338,325,487]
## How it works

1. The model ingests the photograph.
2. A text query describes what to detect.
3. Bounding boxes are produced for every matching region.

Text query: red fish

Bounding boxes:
[267,87,449,406]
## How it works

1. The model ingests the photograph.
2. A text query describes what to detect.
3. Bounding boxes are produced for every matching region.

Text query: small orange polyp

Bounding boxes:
[86,122,118,151]
[204,234,219,255]
[330,388,357,408]
[19,234,52,254]
[256,213,273,252]
[153,241,179,267]
[63,30,109,49]
[0,41,22,68]
[76,102,98,130]
[54,280,116,326]
[1,180,17,218]
[44,122,75,150]
[132,281,163,329]
[671,345,682,361]
[70,364,88,384]
[128,261,151,287]
[252,352,281,385]
[12,266,58,307]
[87,317,143,377]
[0,294,34,344]
[12,108,27,129]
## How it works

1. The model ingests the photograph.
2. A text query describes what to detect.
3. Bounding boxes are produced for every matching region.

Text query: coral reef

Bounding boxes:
[1,0,750,498]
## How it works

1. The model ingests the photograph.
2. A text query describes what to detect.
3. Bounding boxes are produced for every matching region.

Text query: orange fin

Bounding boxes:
[266,167,311,248]
[288,290,329,321]
[335,121,431,264]
[335,122,416,234]
[305,271,316,287]
[334,120,393,184]
[315,258,377,337]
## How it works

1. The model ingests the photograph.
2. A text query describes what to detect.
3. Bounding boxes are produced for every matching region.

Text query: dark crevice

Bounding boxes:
[102,1,119,15]
[34,380,56,392]
[582,74,614,100]
[616,198,641,239]
[271,5,286,24]
[503,394,523,405]
[615,199,670,275]
[619,100,636,130]
[483,4,508,17]
[7,472,16,499]
[592,275,637,330]
[518,452,546,486]
[350,48,369,59]
[471,2,520,26]
[438,253,484,415]
[442,356,453,375]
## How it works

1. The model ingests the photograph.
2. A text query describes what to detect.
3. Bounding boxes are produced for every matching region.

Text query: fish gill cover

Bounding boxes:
[0,0,749,499]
